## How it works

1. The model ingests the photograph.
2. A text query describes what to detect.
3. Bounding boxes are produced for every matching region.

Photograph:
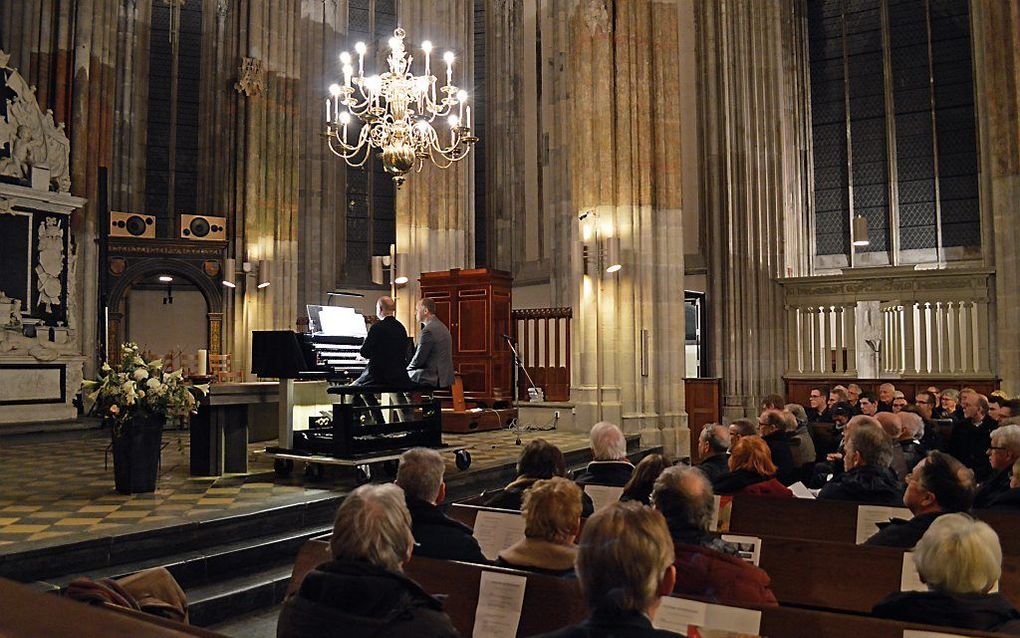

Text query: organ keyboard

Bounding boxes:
[251,305,368,381]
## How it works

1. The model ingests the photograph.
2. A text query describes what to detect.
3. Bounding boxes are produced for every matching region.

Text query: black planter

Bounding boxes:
[111,415,165,494]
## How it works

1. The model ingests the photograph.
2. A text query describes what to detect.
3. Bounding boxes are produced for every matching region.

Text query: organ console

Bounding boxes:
[251,306,369,382]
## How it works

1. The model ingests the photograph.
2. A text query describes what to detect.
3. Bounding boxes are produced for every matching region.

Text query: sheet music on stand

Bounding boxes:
[307,305,367,337]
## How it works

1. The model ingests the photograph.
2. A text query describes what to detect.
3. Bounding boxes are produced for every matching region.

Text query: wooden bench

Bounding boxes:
[0,577,226,638]
[284,538,1019,638]
[728,495,1020,554]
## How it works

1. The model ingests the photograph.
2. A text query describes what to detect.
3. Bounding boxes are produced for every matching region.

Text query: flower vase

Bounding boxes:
[111,414,165,494]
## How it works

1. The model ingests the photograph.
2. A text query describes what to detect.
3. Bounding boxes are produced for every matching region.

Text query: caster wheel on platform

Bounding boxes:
[274,458,294,478]
[304,463,325,482]
[455,449,472,471]
[356,464,373,484]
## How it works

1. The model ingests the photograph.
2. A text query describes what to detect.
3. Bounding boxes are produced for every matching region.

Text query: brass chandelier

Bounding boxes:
[323,27,477,188]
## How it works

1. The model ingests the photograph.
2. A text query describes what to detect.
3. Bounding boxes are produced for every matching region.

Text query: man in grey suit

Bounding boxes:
[407,297,456,388]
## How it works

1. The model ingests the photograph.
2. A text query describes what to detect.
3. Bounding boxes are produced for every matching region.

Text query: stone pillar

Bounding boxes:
[394,0,475,331]
[973,0,1020,394]
[698,0,811,418]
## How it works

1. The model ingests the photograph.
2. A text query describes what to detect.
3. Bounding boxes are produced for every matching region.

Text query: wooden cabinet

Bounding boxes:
[419,268,513,408]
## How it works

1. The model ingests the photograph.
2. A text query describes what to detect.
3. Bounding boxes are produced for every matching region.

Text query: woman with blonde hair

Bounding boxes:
[497,477,582,576]
[711,436,794,497]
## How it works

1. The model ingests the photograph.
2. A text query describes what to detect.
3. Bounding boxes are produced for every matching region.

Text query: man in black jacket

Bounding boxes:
[950,393,997,482]
[695,424,731,483]
[574,422,635,487]
[757,410,796,486]
[395,447,488,564]
[352,296,411,388]
[817,417,903,505]
[865,451,974,548]
[974,424,1020,508]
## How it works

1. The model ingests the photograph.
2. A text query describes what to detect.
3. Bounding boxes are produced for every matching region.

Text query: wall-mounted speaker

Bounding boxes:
[110,212,156,238]
[179,214,227,241]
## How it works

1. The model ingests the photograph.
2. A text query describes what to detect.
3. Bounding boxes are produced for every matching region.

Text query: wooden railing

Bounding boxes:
[511,307,572,402]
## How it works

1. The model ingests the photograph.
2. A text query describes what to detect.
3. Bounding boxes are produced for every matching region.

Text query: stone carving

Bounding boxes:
[0,291,22,328]
[234,57,266,97]
[583,0,610,36]
[35,217,64,313]
[0,51,72,192]
[0,197,12,215]
[217,0,230,17]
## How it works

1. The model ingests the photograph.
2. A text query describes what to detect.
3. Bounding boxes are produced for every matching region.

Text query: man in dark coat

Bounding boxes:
[352,296,411,388]
[950,394,997,482]
[695,424,731,483]
[865,451,974,548]
[395,447,487,564]
[482,438,595,517]
[277,483,459,638]
[652,465,778,607]
[758,410,796,486]
[574,422,635,487]
[974,424,1020,509]
[818,418,903,505]
[806,387,830,423]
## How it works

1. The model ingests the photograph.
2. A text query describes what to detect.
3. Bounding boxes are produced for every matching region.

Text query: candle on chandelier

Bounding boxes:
[443,51,454,86]
[457,90,467,121]
[340,111,350,141]
[343,64,353,88]
[466,105,471,129]
[355,41,367,76]
[325,98,331,124]
[449,114,459,145]
[422,40,433,76]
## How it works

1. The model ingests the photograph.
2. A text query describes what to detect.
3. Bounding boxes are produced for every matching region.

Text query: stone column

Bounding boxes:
[973,0,1020,394]
[698,0,811,418]
[394,0,475,331]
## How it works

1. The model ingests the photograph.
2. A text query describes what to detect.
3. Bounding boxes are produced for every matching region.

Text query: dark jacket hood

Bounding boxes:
[874,591,1020,633]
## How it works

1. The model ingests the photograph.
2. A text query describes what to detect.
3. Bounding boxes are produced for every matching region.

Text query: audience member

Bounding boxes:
[935,388,963,422]
[395,448,487,564]
[760,393,785,412]
[865,452,974,548]
[974,425,1020,508]
[847,383,863,413]
[651,465,778,606]
[990,396,1018,425]
[574,422,635,487]
[786,402,808,426]
[828,387,849,411]
[914,392,936,420]
[909,396,945,451]
[876,412,909,481]
[817,417,901,505]
[987,458,1020,511]
[892,391,908,413]
[858,392,879,417]
[830,401,853,428]
[897,411,927,469]
[621,454,672,505]
[728,419,757,445]
[806,387,829,423]
[482,439,594,516]
[277,484,460,638]
[497,477,581,577]
[535,502,678,638]
[872,514,1020,634]
[757,410,796,485]
[783,406,816,479]
[695,424,731,483]
[713,436,794,497]
[950,393,996,482]
[877,383,896,413]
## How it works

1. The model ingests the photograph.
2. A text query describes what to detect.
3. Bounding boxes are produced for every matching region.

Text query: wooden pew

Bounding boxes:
[728,495,1020,554]
[283,539,1018,638]
[0,577,225,638]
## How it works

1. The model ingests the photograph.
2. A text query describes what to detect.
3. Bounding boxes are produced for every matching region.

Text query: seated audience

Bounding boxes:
[806,387,829,422]
[876,412,909,481]
[482,438,595,516]
[760,393,785,411]
[865,451,974,548]
[877,383,896,413]
[909,396,944,451]
[621,454,672,505]
[974,424,1020,508]
[783,405,816,479]
[728,418,757,444]
[535,502,678,638]
[858,391,879,416]
[277,483,459,638]
[574,422,634,487]
[817,417,902,505]
[497,477,581,577]
[786,402,808,426]
[989,395,1012,425]
[828,386,849,412]
[395,447,487,564]
[892,391,908,412]
[830,401,853,428]
[897,411,927,469]
[695,424,731,483]
[652,465,778,606]
[712,436,794,497]
[935,388,963,422]
[757,410,796,485]
[988,458,1020,511]
[872,514,1020,634]
[847,383,863,413]
[950,393,996,482]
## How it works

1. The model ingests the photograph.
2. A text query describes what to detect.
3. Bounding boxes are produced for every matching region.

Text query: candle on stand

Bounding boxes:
[466,106,471,129]
[197,349,208,377]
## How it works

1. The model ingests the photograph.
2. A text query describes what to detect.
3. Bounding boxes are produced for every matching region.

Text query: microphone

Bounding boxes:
[501,334,514,340]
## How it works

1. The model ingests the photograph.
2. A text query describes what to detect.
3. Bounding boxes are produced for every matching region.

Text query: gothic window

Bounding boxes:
[807,0,979,269]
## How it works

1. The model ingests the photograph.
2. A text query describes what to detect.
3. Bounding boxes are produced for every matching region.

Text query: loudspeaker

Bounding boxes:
[180,214,227,241]
[110,212,156,238]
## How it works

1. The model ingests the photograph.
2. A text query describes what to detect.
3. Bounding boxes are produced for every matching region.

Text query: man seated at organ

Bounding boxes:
[352,296,411,388]
[406,297,455,389]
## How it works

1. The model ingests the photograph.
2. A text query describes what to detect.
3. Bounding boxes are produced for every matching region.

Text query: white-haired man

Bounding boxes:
[395,447,487,564]
[974,425,1020,509]
[696,424,731,483]
[277,483,459,638]
[574,422,634,487]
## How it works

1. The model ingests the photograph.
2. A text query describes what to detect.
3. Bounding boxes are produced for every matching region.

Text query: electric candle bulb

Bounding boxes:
[329,83,342,97]
[355,41,366,75]
[339,111,351,125]
[421,40,433,53]
[443,51,454,85]
[389,37,400,51]
[340,51,351,65]
[354,42,367,55]
[448,114,460,128]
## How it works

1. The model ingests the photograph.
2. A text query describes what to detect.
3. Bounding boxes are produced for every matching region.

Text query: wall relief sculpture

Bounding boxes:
[0,51,72,192]
[36,217,64,313]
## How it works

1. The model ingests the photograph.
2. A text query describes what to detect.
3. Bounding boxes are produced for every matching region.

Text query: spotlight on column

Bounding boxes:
[371,255,390,285]
[604,236,622,273]
[222,258,236,288]
[393,254,409,285]
[257,260,272,289]
[852,215,870,247]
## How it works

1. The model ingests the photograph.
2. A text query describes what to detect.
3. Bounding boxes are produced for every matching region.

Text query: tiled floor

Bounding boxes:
[0,424,590,552]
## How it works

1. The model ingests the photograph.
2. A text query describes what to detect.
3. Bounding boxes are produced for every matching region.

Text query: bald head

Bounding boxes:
[875,412,902,439]
[376,296,396,319]
[846,414,880,434]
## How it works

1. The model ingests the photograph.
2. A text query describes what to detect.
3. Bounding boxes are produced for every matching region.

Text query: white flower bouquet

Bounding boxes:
[81,342,209,435]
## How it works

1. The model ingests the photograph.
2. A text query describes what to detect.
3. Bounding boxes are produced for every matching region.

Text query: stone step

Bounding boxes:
[185,560,295,628]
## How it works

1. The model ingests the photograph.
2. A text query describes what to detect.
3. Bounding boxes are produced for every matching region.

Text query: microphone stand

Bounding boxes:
[502,334,542,406]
